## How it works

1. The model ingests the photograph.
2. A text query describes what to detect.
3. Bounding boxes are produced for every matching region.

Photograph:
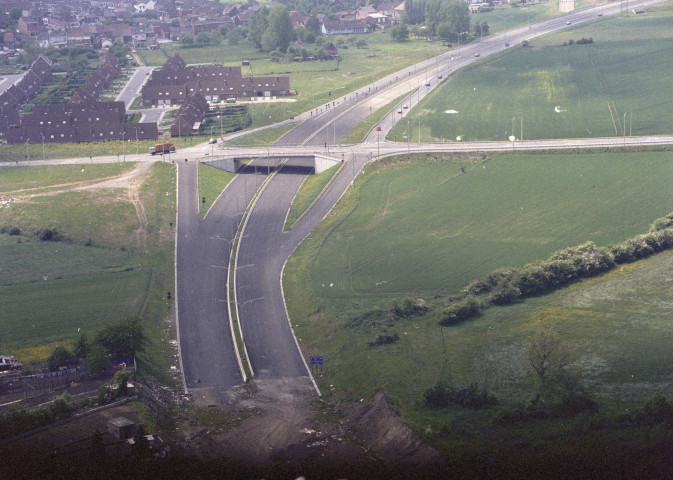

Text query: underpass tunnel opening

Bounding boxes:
[219,155,341,175]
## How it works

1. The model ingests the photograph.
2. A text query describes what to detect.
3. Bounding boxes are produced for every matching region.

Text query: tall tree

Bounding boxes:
[84,343,109,374]
[73,333,88,360]
[306,15,321,35]
[95,316,148,359]
[268,5,295,52]
[249,7,270,49]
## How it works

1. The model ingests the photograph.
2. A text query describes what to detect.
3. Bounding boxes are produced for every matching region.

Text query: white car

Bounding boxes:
[208,138,217,144]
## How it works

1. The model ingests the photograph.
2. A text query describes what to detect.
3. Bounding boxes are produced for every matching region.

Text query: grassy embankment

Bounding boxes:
[402,3,673,142]
[283,162,342,230]
[0,162,177,385]
[0,140,159,163]
[283,150,673,473]
[198,163,235,218]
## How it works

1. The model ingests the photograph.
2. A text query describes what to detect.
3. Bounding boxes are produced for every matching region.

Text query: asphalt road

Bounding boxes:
[116,66,154,109]
[176,158,269,398]
[0,74,24,95]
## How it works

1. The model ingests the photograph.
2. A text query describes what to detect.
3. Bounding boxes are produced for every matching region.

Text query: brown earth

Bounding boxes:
[178,378,444,477]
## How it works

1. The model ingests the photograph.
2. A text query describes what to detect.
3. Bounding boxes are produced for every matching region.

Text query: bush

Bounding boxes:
[368,332,400,347]
[47,346,72,371]
[642,393,673,424]
[650,214,673,232]
[488,283,521,305]
[558,390,599,415]
[35,227,62,242]
[439,297,480,326]
[424,380,498,409]
[462,268,516,296]
[513,265,552,296]
[392,297,428,317]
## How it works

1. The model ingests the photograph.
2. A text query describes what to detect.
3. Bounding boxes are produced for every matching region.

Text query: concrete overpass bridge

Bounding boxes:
[204,152,342,174]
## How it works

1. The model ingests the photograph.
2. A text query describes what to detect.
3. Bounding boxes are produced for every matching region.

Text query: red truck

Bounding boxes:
[149,143,176,155]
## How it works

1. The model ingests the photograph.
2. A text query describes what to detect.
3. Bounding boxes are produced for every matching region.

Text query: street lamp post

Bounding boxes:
[41,134,45,161]
[122,131,126,162]
[26,138,29,162]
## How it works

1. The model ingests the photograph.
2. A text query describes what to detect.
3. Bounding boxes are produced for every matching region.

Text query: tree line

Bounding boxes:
[47,316,148,374]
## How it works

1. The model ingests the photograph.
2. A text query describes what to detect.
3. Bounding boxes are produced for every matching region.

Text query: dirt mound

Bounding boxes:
[346,392,442,466]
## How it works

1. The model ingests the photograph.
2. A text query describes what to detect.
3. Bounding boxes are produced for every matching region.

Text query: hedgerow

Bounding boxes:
[442,211,673,326]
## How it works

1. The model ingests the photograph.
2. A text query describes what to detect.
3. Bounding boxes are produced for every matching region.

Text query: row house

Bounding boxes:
[6,122,158,144]
[5,100,158,144]
[70,54,120,104]
[142,54,290,106]
[170,93,208,137]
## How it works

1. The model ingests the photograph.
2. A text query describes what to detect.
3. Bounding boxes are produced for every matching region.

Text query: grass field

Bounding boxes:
[340,92,412,145]
[285,149,673,395]
[198,163,235,218]
[0,140,159,163]
[293,151,673,300]
[225,123,296,147]
[284,149,673,471]
[405,3,673,141]
[472,3,561,36]
[283,162,342,230]
[0,162,177,385]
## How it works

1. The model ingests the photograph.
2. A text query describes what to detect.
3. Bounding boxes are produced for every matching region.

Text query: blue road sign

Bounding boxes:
[310,356,323,365]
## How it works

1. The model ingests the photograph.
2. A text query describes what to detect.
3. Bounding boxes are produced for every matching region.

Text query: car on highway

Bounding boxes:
[208,138,217,144]
[397,109,402,114]
[403,105,408,109]
[425,81,430,86]
[376,126,382,131]
[474,53,480,57]
[505,43,510,47]
[566,21,571,25]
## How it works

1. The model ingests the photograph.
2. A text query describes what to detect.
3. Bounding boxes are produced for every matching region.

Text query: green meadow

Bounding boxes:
[405,4,673,141]
[0,141,158,163]
[198,163,235,218]
[284,150,673,472]
[284,162,342,230]
[0,163,177,383]
[295,151,673,300]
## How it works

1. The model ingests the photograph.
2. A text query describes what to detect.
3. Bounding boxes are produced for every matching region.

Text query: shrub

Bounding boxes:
[558,390,599,415]
[36,227,62,242]
[462,268,516,296]
[513,265,552,296]
[439,296,480,326]
[650,214,673,232]
[47,346,72,371]
[488,283,521,305]
[392,297,428,317]
[424,381,498,409]
[642,393,673,424]
[368,332,400,347]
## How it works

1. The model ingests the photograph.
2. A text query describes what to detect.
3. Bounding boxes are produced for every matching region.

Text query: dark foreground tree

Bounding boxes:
[47,346,71,371]
[95,316,148,358]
